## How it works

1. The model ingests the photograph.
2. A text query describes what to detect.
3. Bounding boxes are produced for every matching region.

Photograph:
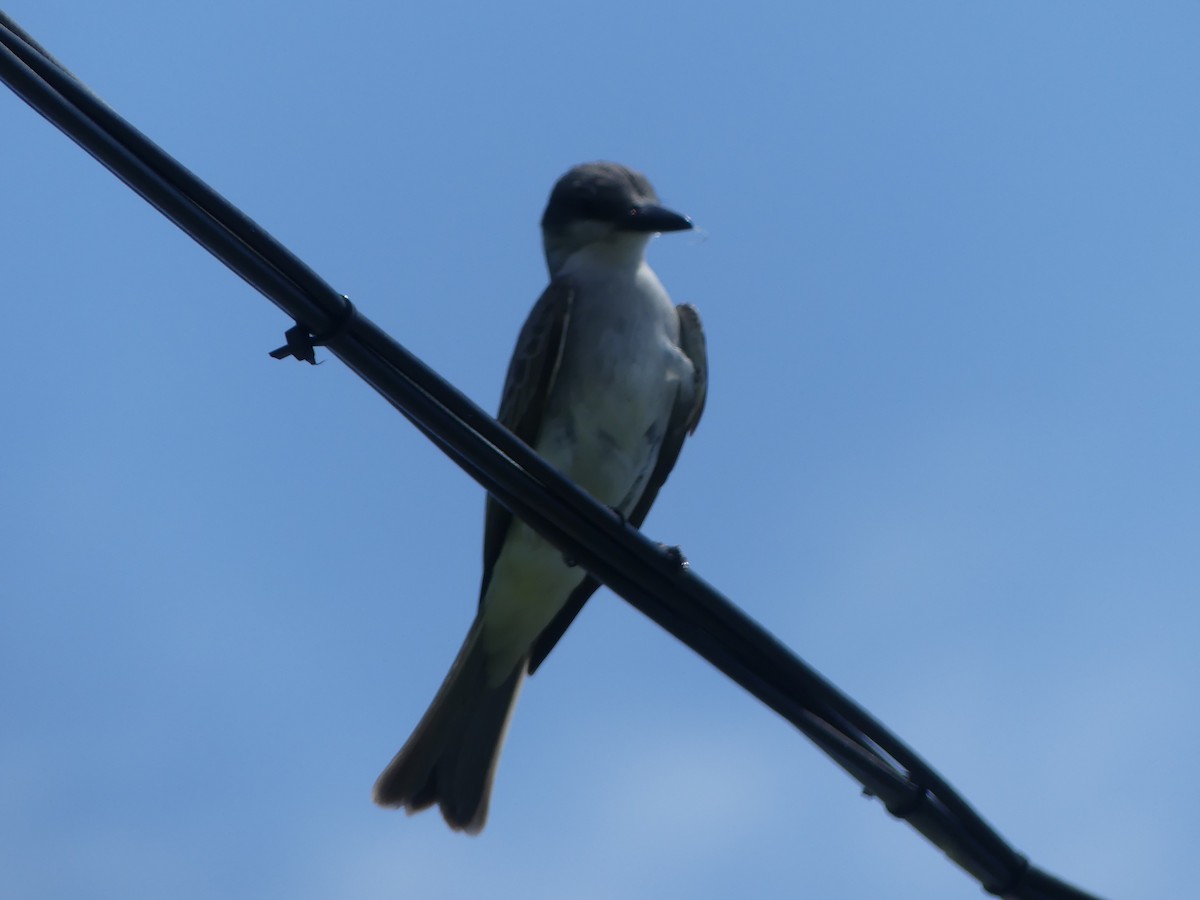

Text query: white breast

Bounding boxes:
[536,253,691,513]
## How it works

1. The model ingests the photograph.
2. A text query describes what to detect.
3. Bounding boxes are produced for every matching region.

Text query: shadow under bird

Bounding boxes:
[373,162,708,833]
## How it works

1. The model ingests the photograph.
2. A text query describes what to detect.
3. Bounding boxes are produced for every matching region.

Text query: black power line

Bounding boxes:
[0,12,1105,900]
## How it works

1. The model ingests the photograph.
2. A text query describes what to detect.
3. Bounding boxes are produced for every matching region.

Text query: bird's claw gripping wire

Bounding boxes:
[658,543,689,570]
[270,295,358,364]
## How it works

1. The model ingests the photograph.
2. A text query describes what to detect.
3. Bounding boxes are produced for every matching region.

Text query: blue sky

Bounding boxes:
[2,2,1197,898]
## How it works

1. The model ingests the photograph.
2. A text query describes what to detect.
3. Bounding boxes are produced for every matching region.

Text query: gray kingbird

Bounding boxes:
[373,161,708,833]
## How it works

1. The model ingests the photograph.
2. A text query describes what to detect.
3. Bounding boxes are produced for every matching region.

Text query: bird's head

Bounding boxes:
[540,162,692,276]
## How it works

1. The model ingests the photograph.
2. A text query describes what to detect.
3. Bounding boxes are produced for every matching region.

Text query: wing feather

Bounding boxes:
[479,279,574,606]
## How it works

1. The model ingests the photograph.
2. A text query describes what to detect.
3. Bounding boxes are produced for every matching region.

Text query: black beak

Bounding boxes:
[622,203,693,233]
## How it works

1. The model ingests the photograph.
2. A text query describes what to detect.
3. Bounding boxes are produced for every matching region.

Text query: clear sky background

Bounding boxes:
[2,3,1197,898]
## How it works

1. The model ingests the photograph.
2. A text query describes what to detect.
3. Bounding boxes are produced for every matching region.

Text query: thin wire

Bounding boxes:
[0,13,1106,900]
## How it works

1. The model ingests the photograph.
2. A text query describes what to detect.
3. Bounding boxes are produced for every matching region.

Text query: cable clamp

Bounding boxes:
[269,295,358,364]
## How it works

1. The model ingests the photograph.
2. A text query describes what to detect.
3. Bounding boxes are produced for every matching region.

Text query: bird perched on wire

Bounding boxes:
[373,161,707,833]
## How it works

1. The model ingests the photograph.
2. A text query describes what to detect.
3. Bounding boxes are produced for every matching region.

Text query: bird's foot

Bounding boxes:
[658,543,689,570]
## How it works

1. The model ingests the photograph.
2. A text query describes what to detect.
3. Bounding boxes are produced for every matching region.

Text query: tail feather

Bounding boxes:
[373,620,525,834]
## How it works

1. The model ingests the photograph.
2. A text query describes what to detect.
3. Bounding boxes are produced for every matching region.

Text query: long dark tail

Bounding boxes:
[372,620,525,834]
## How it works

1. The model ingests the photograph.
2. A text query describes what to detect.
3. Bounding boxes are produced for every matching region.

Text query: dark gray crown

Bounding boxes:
[541,162,660,230]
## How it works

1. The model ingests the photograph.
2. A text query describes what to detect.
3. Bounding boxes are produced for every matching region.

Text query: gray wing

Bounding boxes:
[527,302,708,673]
[479,279,574,605]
